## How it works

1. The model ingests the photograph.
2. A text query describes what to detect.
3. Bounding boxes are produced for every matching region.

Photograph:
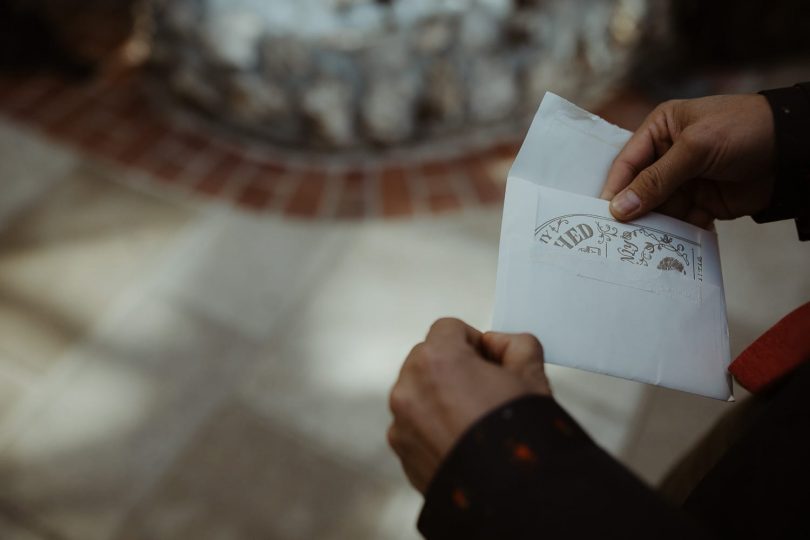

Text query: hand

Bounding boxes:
[387,318,551,493]
[601,94,776,228]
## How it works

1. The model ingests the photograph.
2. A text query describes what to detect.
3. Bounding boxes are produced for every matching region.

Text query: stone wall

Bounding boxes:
[149,0,651,151]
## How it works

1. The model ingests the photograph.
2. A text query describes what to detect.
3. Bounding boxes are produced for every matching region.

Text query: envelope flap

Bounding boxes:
[510,92,632,197]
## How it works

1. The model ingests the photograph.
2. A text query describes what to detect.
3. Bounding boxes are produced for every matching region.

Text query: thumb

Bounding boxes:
[482,332,545,376]
[609,137,705,221]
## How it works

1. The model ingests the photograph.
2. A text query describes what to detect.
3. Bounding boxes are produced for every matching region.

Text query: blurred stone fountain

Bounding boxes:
[148,0,656,153]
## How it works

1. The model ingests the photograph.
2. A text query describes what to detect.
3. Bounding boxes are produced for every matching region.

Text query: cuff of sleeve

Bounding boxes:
[755,84,810,240]
[417,394,589,539]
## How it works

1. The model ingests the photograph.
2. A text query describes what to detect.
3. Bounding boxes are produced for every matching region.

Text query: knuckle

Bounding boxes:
[617,159,639,179]
[406,342,426,363]
[648,101,673,122]
[659,99,683,112]
[679,127,701,148]
[388,386,409,416]
[406,342,448,375]
[411,343,459,385]
[638,166,667,197]
[679,125,712,154]
[385,424,397,448]
[415,343,446,368]
[429,317,461,334]
[518,333,543,356]
[386,425,398,449]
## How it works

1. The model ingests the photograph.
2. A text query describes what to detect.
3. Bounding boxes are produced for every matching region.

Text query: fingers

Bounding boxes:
[388,326,552,493]
[601,110,665,200]
[481,331,549,391]
[653,187,693,222]
[426,317,482,348]
[482,331,543,368]
[684,207,714,229]
[609,135,708,221]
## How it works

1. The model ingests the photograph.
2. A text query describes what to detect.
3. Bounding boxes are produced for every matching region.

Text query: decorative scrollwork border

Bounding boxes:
[535,214,700,247]
[534,213,703,281]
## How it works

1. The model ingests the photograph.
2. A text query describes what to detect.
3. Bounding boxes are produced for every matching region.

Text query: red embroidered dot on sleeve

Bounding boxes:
[552,417,573,436]
[451,488,470,510]
[512,443,538,464]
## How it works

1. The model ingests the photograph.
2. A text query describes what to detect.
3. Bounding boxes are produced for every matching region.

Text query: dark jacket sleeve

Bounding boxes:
[418,395,711,540]
[756,83,810,240]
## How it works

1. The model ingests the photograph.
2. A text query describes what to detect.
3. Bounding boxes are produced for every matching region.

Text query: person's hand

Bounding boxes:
[387,318,551,493]
[601,94,777,228]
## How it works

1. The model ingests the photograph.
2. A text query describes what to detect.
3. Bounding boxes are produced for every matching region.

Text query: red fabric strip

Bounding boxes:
[729,301,810,393]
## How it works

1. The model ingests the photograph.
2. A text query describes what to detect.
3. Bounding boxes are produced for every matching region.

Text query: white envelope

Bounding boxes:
[493,93,732,400]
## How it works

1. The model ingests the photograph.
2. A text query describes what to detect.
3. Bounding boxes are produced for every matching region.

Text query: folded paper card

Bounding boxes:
[493,93,732,400]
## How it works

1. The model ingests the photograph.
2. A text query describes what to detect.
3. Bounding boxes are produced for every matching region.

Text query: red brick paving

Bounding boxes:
[236,180,275,211]
[193,152,245,196]
[150,159,186,183]
[420,160,466,213]
[428,193,463,213]
[0,70,513,220]
[380,167,413,218]
[462,156,506,204]
[333,170,367,219]
[488,141,521,161]
[42,92,103,137]
[284,171,327,218]
[5,77,67,118]
[250,165,288,193]
[112,120,170,166]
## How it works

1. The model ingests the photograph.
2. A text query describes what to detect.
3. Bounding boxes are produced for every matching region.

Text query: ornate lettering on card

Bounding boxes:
[535,214,703,281]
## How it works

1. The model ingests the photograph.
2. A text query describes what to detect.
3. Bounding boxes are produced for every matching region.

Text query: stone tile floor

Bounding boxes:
[0,97,809,540]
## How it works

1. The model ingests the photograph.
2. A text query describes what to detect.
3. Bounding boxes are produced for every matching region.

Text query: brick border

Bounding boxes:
[0,72,513,220]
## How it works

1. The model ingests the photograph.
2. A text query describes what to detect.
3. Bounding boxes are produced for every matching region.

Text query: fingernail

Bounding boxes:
[611,189,641,216]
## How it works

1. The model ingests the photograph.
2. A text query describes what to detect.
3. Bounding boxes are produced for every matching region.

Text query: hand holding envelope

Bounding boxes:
[602,94,776,227]
[389,92,789,517]
[493,93,732,400]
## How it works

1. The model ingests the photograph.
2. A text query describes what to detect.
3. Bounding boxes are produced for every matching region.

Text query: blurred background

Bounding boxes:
[0,1,809,538]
